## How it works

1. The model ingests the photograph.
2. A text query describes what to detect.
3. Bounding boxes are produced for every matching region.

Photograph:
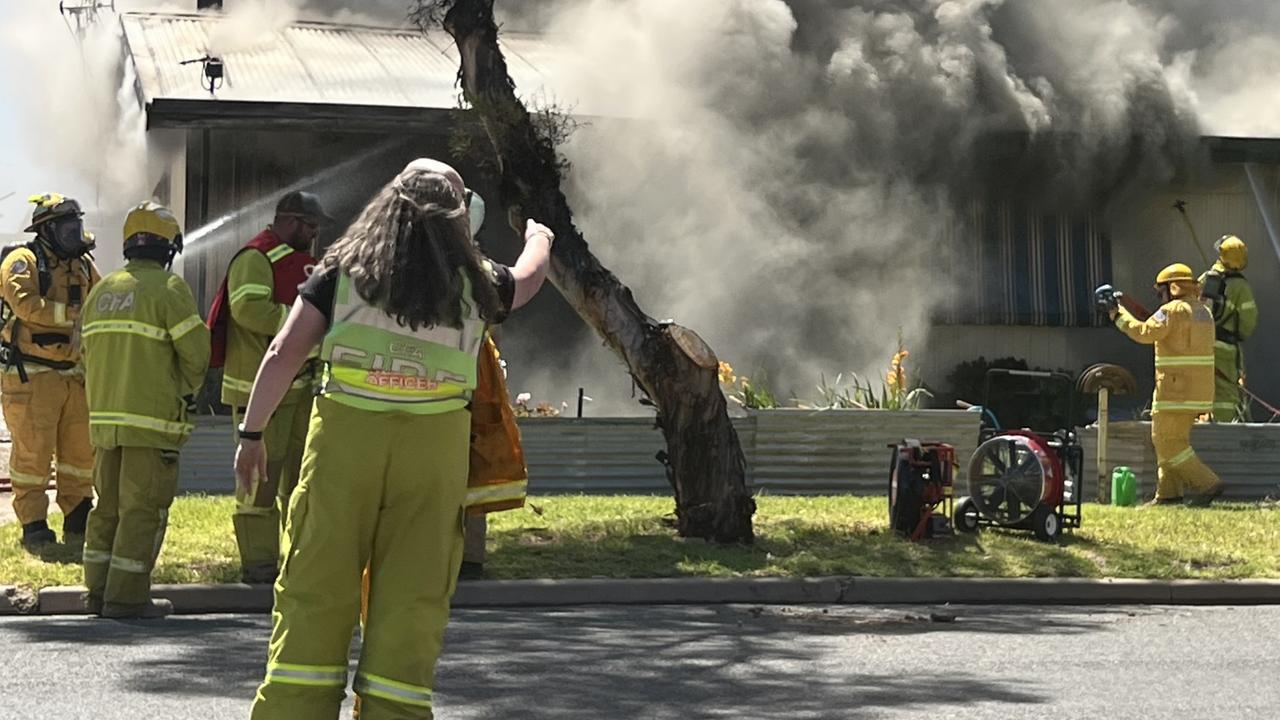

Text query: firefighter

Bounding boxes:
[206,191,328,584]
[235,158,551,719]
[1,193,100,550]
[1198,235,1258,422]
[1110,263,1224,506]
[80,201,210,618]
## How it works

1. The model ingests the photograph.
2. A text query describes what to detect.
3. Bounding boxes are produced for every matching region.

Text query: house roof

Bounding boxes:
[120,12,587,130]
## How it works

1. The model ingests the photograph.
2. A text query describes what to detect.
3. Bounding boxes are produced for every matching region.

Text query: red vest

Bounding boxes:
[206,230,317,368]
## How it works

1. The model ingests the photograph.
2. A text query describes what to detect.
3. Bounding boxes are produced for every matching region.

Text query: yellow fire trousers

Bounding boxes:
[1151,411,1222,501]
[233,400,311,573]
[1,371,94,526]
[82,446,179,607]
[1212,342,1248,423]
[251,397,469,720]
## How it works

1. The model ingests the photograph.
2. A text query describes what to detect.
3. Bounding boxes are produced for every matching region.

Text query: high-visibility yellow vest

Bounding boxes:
[318,273,484,414]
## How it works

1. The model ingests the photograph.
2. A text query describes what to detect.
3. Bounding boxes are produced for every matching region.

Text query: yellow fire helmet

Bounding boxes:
[1216,234,1248,271]
[1155,262,1195,285]
[122,201,183,255]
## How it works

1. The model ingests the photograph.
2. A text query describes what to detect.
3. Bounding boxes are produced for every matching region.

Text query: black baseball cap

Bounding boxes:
[276,191,333,225]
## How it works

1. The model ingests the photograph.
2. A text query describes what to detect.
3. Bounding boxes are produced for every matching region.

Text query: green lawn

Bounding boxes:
[2,494,1278,592]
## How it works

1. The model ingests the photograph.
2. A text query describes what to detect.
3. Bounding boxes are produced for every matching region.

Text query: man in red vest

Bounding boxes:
[206,191,328,583]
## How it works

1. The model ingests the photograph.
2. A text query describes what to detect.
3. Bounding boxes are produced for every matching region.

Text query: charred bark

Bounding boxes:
[424,0,755,543]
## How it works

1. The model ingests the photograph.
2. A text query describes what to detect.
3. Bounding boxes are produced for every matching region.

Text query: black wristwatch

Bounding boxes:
[237,422,264,441]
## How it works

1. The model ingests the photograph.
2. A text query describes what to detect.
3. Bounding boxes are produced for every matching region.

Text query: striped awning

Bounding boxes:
[940,201,1112,327]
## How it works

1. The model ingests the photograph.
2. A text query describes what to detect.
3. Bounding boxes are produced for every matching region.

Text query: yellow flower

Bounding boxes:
[718,361,737,386]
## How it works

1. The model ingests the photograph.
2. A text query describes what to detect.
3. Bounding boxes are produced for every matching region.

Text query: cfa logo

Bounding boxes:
[388,341,424,361]
[95,291,136,313]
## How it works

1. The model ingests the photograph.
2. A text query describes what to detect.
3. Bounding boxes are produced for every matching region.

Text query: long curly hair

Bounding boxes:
[318,164,502,330]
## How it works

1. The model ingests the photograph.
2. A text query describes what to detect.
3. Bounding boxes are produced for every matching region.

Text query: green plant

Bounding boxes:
[719,362,780,410]
[809,335,933,411]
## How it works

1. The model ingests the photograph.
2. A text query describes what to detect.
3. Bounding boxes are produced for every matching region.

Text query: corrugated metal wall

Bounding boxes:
[180,410,981,495]
[1078,422,1280,502]
[748,410,980,493]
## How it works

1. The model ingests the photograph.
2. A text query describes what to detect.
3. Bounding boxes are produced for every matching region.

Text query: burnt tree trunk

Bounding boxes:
[427,0,754,543]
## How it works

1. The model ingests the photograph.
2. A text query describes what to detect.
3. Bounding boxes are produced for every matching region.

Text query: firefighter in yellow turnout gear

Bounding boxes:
[1198,235,1258,422]
[1111,263,1225,505]
[234,159,552,719]
[81,202,210,618]
[1,193,100,550]
[207,192,327,584]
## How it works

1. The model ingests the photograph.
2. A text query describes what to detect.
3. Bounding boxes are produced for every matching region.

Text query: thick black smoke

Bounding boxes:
[475,0,1280,410]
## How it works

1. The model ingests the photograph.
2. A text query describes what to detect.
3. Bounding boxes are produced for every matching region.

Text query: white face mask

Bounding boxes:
[467,189,486,239]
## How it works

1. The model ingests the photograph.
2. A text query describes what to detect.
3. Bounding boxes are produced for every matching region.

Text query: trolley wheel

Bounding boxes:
[1031,504,1061,542]
[953,496,980,533]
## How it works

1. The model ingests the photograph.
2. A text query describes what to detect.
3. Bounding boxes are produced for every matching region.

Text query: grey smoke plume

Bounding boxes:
[490,0,1278,412]
[0,1,181,273]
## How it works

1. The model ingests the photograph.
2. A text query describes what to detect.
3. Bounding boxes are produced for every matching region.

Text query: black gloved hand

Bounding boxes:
[1094,284,1120,314]
[184,394,198,413]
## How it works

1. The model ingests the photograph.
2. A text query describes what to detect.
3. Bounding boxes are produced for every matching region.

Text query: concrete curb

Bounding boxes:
[5,577,1278,615]
[34,584,276,615]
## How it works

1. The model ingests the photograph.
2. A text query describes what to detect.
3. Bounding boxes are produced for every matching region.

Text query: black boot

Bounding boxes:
[63,498,93,541]
[101,598,173,620]
[21,520,57,550]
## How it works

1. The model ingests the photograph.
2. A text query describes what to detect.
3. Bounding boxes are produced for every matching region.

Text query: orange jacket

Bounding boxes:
[465,334,528,515]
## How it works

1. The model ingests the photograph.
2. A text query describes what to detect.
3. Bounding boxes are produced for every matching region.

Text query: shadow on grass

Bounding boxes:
[29,541,82,565]
[486,520,1198,580]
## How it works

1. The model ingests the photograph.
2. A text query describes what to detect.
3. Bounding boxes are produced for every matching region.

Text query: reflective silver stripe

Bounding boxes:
[1,365,81,377]
[168,315,204,340]
[230,283,272,304]
[1239,301,1257,311]
[53,301,71,327]
[82,320,168,342]
[265,663,347,688]
[1167,447,1196,466]
[466,480,528,507]
[82,548,111,564]
[235,503,275,516]
[57,463,94,479]
[9,470,49,487]
[354,672,432,708]
[223,374,310,394]
[1152,401,1213,412]
[110,555,148,573]
[266,245,294,263]
[90,411,193,436]
[1154,355,1214,367]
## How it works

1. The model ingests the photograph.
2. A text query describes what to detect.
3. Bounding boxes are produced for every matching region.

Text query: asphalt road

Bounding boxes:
[3,604,1277,719]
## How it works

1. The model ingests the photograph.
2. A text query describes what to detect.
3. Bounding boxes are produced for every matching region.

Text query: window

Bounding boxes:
[939,200,1112,327]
